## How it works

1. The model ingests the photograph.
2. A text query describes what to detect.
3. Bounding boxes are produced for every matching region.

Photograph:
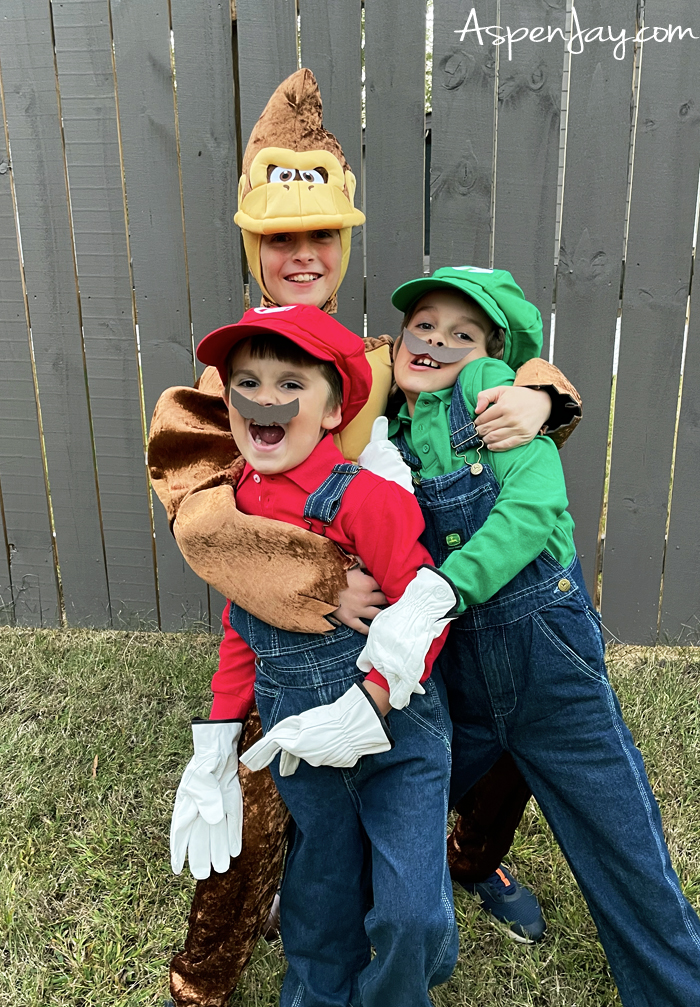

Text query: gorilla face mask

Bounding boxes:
[227,386,300,425]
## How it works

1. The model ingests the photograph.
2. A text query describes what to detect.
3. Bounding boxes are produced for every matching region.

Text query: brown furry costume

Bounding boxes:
[150,70,582,1006]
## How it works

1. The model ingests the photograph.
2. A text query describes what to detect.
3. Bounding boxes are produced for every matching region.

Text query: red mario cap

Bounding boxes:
[196,304,372,432]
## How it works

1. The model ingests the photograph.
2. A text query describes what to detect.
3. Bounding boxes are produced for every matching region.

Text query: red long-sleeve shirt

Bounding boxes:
[210,433,447,719]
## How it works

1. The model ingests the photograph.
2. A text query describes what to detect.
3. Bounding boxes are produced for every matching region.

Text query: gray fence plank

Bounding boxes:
[0,0,110,626]
[602,2,700,642]
[365,0,426,338]
[430,0,498,271]
[299,0,364,334]
[111,0,210,629]
[53,0,158,627]
[235,0,298,147]
[659,298,700,643]
[0,486,12,625]
[171,0,244,353]
[492,0,566,327]
[552,0,637,596]
[236,0,297,308]
[0,81,59,627]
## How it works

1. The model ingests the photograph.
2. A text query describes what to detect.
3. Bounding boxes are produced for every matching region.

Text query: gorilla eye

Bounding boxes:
[269,166,295,183]
[300,169,326,184]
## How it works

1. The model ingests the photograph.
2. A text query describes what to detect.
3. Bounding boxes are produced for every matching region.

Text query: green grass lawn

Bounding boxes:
[1,629,698,1006]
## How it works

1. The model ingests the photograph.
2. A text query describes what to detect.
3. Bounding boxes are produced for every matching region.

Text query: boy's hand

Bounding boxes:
[170,720,243,880]
[358,417,415,493]
[356,567,460,709]
[474,385,551,450]
[332,564,387,634]
[240,684,392,777]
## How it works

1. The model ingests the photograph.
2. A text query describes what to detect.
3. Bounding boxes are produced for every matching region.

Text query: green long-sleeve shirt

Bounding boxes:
[388,357,576,613]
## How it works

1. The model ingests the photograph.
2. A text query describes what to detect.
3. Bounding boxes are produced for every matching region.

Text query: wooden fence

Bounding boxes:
[0,0,699,643]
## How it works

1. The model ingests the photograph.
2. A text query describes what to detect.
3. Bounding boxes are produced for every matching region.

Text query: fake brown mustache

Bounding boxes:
[402,327,475,363]
[228,386,300,425]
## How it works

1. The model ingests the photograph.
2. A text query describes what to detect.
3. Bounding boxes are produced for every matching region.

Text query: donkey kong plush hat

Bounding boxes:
[234,69,365,310]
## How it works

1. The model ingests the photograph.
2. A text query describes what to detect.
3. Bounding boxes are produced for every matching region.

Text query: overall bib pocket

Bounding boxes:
[532,596,608,684]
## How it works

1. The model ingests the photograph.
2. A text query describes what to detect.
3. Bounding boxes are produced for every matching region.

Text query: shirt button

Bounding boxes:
[417,424,425,432]
[253,474,261,483]
[422,444,430,454]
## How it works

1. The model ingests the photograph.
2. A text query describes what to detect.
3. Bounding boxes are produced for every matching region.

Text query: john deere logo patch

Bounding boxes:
[446,532,462,549]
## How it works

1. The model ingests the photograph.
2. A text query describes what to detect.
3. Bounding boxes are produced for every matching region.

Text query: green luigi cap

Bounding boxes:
[391,266,543,371]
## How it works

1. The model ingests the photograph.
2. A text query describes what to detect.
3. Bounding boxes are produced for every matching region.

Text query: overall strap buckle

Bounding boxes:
[303,463,361,534]
[449,380,484,469]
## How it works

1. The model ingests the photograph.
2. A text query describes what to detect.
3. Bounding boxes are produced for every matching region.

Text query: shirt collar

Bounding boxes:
[388,385,453,437]
[239,433,346,493]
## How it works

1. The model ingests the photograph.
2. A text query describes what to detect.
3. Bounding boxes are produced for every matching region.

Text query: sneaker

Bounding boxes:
[460,864,546,944]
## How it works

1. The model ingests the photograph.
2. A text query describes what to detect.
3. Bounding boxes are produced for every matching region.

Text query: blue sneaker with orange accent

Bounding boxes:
[461,864,546,943]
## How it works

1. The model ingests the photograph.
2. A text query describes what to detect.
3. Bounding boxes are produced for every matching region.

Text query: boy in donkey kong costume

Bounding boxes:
[148,70,582,1005]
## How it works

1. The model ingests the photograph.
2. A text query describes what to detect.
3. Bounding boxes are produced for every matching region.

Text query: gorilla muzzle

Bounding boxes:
[235,147,365,234]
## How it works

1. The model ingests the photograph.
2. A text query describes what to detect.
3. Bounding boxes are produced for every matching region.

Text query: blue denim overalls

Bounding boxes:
[394,382,700,1007]
[229,463,458,1007]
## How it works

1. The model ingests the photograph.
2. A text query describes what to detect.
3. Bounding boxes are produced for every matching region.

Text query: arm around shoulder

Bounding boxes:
[147,368,237,525]
[513,358,582,448]
[174,485,354,634]
[149,368,354,635]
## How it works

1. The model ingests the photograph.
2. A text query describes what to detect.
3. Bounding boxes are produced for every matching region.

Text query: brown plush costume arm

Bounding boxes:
[513,358,582,449]
[148,366,353,634]
[174,486,353,633]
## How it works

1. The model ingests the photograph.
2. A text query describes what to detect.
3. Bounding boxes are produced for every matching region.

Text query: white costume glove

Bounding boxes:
[356,566,459,709]
[358,416,415,494]
[170,719,243,880]
[240,684,392,778]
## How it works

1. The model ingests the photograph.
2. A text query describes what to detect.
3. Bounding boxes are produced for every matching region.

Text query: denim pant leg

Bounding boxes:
[271,756,373,1007]
[500,603,700,1007]
[438,630,507,809]
[267,677,457,1007]
[354,679,458,1007]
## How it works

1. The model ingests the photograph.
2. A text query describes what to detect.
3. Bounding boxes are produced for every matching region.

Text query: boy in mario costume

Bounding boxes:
[178,302,458,1007]
[149,70,582,1004]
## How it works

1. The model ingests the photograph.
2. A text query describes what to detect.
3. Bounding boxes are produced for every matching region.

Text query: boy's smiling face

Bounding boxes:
[260,229,342,307]
[226,341,342,474]
[393,289,492,414]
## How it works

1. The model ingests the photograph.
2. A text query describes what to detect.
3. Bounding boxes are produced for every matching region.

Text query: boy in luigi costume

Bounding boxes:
[149,71,582,1004]
[349,264,700,1007]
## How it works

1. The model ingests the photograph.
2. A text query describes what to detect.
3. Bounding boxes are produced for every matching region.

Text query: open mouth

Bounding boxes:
[410,353,441,370]
[249,422,286,447]
[285,272,322,283]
